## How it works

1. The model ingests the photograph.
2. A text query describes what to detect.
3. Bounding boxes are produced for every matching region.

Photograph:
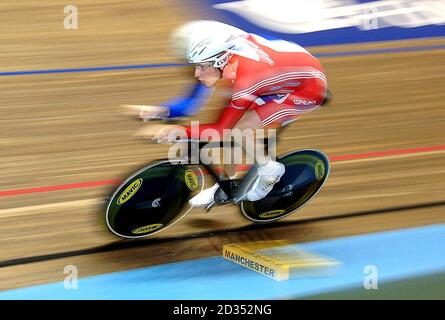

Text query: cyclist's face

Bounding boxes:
[194,65,220,87]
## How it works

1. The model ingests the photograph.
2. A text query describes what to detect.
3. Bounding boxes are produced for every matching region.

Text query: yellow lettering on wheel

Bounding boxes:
[117,179,143,205]
[259,210,285,218]
[184,169,199,191]
[132,224,163,235]
[315,161,325,181]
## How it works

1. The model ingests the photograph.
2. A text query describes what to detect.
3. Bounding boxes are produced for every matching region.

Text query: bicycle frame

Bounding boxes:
[173,138,275,204]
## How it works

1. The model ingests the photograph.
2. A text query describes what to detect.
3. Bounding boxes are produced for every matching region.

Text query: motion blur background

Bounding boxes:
[1,0,445,299]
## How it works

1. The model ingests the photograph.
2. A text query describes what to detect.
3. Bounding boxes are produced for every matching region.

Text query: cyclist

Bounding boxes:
[124,20,247,120]
[138,20,328,207]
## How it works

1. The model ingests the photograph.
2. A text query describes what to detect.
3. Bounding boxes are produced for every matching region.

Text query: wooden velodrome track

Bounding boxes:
[1,1,445,291]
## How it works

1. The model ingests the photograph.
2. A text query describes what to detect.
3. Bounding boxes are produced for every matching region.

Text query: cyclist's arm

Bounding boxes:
[183,101,251,139]
[163,82,214,118]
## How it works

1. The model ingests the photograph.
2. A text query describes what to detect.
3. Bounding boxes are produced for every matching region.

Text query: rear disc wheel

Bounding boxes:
[239,149,330,223]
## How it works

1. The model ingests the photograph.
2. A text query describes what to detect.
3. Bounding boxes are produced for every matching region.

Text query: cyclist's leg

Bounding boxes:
[222,109,264,179]
[239,77,327,200]
[190,108,275,207]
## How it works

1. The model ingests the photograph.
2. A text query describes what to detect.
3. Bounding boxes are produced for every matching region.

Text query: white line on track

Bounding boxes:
[0,198,104,218]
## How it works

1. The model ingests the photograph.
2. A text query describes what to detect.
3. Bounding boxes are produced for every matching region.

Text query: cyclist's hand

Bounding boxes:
[135,124,187,144]
[121,105,170,121]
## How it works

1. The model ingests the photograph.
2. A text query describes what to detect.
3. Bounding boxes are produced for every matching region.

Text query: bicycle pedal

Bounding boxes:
[214,187,230,205]
[233,192,249,205]
[205,201,216,212]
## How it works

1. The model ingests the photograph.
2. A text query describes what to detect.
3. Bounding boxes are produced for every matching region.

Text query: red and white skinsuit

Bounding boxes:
[184,34,327,139]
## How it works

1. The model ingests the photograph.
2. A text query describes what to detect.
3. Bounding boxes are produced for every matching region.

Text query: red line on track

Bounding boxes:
[1,144,444,198]
[0,179,121,197]
[329,144,445,162]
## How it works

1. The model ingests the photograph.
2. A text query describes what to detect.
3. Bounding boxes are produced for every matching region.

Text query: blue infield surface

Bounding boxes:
[1,223,445,299]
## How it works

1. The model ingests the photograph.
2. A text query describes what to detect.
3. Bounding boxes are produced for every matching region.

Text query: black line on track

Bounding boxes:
[1,200,445,268]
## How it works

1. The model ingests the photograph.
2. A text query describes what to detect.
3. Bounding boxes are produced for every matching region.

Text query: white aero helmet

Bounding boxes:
[170,20,248,68]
